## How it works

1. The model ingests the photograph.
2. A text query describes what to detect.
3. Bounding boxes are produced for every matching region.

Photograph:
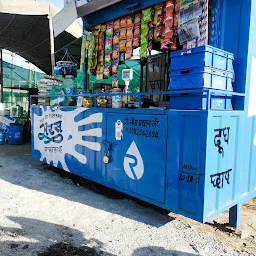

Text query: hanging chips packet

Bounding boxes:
[142,7,152,23]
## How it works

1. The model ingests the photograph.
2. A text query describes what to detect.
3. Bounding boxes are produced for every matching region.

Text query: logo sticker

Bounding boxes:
[115,120,123,140]
[124,141,144,180]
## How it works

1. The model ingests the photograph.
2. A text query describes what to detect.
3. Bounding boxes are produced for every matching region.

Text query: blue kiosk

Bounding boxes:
[31,0,256,227]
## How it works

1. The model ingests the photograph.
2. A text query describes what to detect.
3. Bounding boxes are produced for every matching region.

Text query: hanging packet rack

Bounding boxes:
[54,49,79,77]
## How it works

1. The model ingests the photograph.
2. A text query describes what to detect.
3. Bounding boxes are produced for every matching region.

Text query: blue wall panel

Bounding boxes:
[211,0,251,109]
[204,112,245,222]
[106,113,167,203]
[165,111,207,221]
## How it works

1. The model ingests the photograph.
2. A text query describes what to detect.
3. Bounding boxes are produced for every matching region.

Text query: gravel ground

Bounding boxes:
[0,144,255,256]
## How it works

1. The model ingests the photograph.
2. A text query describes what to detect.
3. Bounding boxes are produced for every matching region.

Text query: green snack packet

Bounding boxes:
[88,34,95,75]
[141,36,148,45]
[141,27,149,37]
[142,7,152,23]
[80,35,87,70]
[141,23,149,30]
[140,43,148,59]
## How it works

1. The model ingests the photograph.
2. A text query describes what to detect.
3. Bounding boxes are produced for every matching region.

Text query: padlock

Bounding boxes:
[103,148,110,164]
[103,155,110,164]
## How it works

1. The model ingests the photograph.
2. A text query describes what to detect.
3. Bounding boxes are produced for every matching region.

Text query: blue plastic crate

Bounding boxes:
[170,45,234,73]
[169,67,234,91]
[169,92,233,110]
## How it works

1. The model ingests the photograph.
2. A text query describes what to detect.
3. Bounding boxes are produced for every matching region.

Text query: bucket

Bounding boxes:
[111,88,122,108]
[8,124,23,145]
[64,75,75,95]
[0,130,5,145]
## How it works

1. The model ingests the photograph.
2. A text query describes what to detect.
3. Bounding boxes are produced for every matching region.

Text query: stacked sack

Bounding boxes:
[37,76,63,106]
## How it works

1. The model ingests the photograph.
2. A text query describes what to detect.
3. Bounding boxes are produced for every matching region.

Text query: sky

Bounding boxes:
[42,0,63,9]
[3,0,64,73]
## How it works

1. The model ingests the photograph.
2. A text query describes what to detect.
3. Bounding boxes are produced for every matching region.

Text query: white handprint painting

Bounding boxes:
[33,106,103,172]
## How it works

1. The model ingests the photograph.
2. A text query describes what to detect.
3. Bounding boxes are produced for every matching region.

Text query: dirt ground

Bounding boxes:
[0,144,255,256]
[173,199,256,253]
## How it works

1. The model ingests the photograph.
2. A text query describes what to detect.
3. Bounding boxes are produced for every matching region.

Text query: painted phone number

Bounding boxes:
[125,128,159,139]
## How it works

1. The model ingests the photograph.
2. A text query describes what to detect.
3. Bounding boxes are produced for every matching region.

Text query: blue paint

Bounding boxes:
[32,150,42,160]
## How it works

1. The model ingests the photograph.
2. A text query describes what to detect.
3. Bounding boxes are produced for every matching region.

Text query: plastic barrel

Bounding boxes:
[8,124,23,145]
[0,130,5,145]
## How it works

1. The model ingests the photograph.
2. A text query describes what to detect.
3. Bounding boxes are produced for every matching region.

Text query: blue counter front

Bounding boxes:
[31,105,254,225]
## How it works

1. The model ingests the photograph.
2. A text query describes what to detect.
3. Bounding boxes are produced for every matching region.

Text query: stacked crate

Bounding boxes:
[169,45,235,110]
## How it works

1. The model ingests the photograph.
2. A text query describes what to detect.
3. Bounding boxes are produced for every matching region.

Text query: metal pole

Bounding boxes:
[83,57,87,90]
[49,18,55,76]
[140,61,144,92]
[0,49,3,103]
[34,65,36,88]
[11,53,14,88]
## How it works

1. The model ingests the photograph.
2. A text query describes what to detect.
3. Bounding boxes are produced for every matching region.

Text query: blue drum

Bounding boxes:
[0,130,5,145]
[8,124,23,145]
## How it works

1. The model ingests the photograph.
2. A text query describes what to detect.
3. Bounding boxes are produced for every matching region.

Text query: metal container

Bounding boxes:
[31,106,251,227]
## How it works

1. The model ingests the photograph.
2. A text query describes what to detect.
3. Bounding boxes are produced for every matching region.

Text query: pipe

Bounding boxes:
[0,50,3,103]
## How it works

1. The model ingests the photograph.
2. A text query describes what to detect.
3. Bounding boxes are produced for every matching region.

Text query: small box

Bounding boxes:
[169,67,234,91]
[170,45,234,73]
[169,92,233,110]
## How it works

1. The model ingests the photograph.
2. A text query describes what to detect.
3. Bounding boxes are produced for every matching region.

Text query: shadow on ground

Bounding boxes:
[132,247,199,256]
[0,216,199,256]
[0,216,114,256]
[0,144,174,228]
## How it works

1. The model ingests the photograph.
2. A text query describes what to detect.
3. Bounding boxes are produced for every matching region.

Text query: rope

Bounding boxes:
[15,37,49,54]
[0,14,16,35]
[58,49,79,65]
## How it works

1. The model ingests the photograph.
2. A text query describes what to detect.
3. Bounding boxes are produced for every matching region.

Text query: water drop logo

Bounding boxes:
[124,141,144,180]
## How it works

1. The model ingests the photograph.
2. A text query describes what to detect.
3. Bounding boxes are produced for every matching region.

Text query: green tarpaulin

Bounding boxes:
[2,61,43,113]
[3,61,43,89]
